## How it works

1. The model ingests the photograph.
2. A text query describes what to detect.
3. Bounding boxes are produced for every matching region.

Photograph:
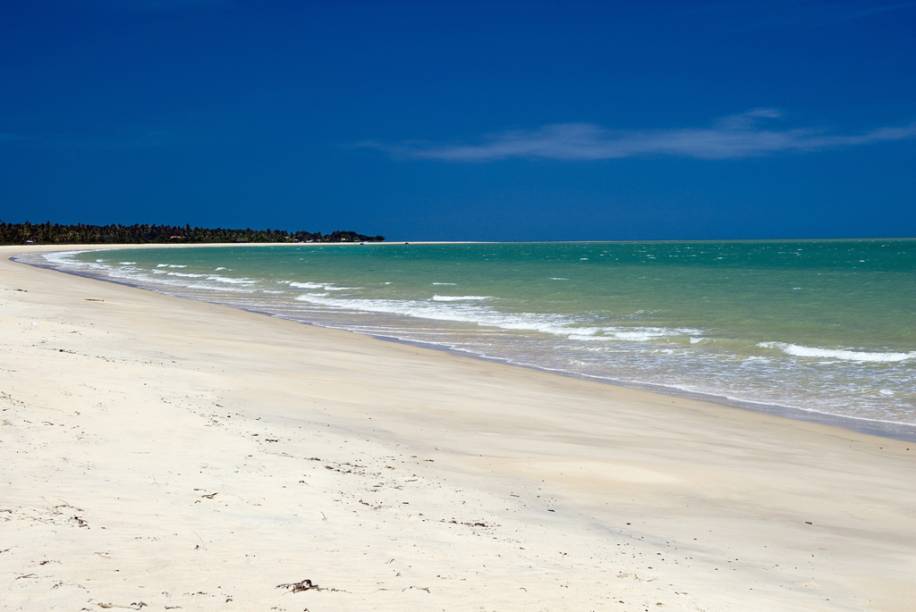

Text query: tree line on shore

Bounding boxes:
[0,222,384,245]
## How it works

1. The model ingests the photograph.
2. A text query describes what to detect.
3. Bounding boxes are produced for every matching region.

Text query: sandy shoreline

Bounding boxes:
[2,245,915,611]
[18,243,916,443]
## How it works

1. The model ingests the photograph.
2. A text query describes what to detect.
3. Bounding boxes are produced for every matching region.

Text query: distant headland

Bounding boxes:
[0,222,384,245]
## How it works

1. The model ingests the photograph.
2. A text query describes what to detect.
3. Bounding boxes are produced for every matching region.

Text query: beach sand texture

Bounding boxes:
[1,245,915,611]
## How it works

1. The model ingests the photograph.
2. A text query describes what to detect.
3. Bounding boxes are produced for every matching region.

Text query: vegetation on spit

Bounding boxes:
[0,222,384,245]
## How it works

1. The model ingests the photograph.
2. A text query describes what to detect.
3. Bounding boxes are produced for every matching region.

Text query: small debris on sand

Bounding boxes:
[71,515,89,528]
[276,578,320,593]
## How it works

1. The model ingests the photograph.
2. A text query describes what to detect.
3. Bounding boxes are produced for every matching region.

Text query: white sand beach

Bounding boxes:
[1,245,915,611]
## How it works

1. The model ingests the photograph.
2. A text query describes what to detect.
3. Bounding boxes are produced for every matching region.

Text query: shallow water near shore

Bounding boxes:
[25,240,916,436]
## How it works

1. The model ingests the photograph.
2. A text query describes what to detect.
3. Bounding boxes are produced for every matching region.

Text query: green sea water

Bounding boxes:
[39,240,916,435]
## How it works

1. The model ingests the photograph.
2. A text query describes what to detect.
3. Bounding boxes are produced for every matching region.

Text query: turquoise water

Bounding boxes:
[38,240,916,434]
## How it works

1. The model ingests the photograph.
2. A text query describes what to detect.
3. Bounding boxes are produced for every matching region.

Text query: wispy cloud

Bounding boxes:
[364,110,916,162]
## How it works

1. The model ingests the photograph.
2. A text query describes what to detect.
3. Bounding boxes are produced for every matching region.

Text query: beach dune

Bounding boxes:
[1,245,915,611]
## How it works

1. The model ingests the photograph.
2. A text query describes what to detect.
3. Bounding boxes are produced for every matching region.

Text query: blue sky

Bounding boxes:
[2,0,915,240]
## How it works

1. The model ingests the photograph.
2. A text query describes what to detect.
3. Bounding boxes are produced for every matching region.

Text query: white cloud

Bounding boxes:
[365,109,916,162]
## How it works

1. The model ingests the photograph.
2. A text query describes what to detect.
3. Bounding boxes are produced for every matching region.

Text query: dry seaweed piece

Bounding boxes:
[276,578,320,593]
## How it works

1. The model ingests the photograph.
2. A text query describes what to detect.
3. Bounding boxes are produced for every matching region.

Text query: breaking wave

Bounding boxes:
[758,342,914,363]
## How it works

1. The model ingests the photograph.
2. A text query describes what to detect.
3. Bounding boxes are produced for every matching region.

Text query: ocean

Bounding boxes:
[29,240,916,438]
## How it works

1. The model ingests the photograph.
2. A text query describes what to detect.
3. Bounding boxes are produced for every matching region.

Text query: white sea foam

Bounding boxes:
[214,266,229,271]
[122,269,255,292]
[568,327,702,343]
[184,283,253,293]
[549,277,568,281]
[758,342,915,363]
[112,265,255,293]
[292,294,700,343]
[611,329,672,342]
[119,261,136,265]
[294,294,578,335]
[156,264,187,268]
[285,281,353,291]
[432,282,457,286]
[286,281,324,289]
[42,251,86,266]
[431,295,491,302]
[207,275,256,285]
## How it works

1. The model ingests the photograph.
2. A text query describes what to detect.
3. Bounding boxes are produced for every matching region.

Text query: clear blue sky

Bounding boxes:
[2,1,915,241]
